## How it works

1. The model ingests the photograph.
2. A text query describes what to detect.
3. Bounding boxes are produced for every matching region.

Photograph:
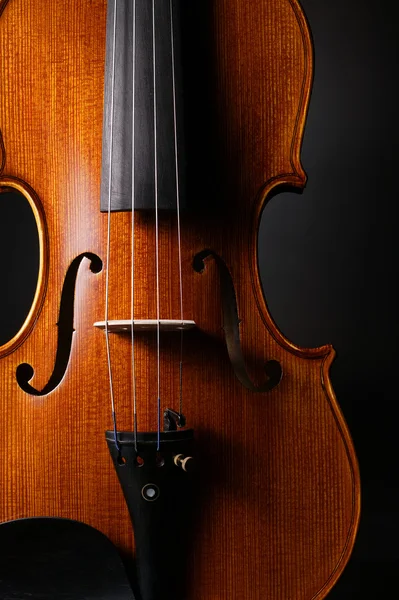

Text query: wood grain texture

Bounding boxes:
[0,1,360,598]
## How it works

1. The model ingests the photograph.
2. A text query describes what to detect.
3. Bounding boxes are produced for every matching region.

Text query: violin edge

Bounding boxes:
[0,175,49,358]
[0,129,5,175]
[315,348,361,599]
[248,0,322,357]
[247,3,361,594]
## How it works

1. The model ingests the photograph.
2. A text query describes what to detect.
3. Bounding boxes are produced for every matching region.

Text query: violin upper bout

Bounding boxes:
[208,0,317,354]
[208,0,313,215]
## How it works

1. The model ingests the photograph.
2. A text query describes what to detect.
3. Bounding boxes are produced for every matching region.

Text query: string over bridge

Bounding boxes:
[94,319,195,333]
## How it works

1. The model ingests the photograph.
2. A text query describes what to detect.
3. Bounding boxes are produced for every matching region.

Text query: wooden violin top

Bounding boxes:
[0,1,360,598]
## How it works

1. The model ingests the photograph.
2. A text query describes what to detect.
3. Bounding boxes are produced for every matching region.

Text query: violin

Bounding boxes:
[0,0,360,598]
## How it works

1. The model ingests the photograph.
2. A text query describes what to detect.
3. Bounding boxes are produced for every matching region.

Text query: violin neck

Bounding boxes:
[100,0,186,213]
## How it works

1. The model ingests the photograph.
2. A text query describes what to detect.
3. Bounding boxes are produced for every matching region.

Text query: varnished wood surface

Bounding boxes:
[0,1,360,598]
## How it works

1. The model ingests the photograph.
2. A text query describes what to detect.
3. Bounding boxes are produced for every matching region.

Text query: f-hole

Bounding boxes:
[193,249,282,393]
[16,252,102,396]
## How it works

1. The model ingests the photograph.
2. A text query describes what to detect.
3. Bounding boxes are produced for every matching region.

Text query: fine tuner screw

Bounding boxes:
[174,453,194,473]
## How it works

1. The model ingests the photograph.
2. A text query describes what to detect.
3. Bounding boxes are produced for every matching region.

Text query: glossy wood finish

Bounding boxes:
[0,1,360,598]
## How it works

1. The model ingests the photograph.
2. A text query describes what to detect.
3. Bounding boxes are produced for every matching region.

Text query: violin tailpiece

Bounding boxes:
[106,428,195,600]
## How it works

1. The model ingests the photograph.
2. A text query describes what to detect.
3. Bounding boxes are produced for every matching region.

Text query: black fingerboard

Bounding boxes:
[100,0,186,212]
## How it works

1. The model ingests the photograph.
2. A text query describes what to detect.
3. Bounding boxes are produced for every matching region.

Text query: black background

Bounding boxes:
[1,0,398,597]
[259,0,398,596]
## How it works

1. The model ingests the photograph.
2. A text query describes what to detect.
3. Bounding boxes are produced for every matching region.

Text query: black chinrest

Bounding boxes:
[0,517,135,599]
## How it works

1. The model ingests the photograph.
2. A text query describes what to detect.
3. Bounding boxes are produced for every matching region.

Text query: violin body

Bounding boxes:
[0,0,360,598]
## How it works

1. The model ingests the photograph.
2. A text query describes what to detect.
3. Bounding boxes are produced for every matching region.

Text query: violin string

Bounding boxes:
[105,0,120,452]
[131,0,138,452]
[152,0,161,450]
[169,0,184,416]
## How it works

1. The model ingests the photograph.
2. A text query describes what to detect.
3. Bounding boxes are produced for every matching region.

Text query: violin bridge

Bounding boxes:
[93,319,196,333]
